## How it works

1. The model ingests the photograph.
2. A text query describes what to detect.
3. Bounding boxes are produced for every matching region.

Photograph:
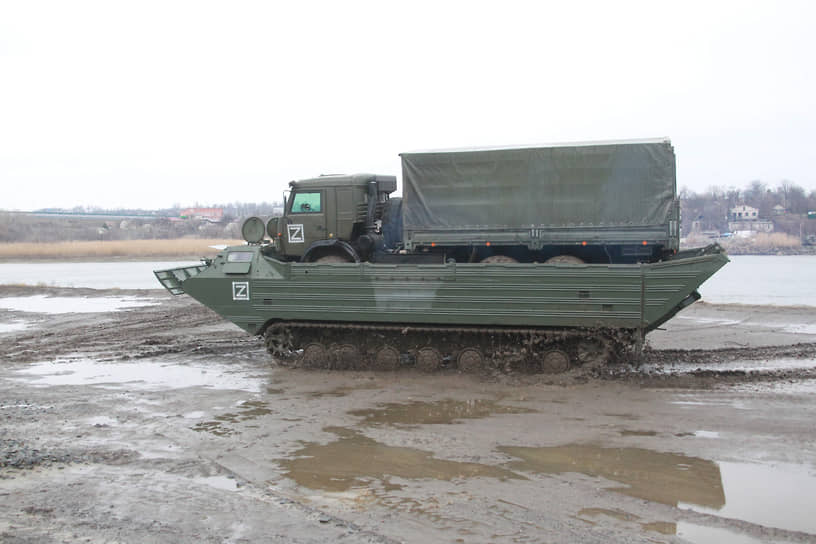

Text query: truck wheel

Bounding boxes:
[545,255,584,264]
[480,255,518,263]
[315,254,352,263]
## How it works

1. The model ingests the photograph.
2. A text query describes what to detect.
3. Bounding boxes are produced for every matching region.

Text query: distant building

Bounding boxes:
[728,204,773,233]
[179,208,224,222]
[730,205,759,221]
[772,204,786,216]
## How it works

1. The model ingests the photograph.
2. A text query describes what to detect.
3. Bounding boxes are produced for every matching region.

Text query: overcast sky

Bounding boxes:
[1,0,814,210]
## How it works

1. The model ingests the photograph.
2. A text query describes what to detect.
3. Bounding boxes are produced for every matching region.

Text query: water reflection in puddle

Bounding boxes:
[499,444,725,508]
[349,399,535,426]
[192,400,272,436]
[280,427,522,492]
[682,461,816,534]
[0,295,159,314]
[506,442,816,536]
[15,359,261,392]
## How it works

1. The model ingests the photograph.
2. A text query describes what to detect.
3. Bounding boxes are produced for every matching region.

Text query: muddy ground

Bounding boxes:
[1,285,816,543]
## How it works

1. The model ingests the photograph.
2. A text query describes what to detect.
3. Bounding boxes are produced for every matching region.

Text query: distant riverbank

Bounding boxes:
[684,232,816,256]
[0,239,242,261]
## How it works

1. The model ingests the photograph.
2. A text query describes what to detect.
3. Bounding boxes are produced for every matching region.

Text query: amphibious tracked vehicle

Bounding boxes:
[156,140,728,373]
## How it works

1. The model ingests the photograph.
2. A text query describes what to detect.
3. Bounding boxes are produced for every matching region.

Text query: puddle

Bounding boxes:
[641,521,676,535]
[694,430,720,438]
[280,427,523,492]
[14,359,261,392]
[192,400,272,436]
[681,461,816,535]
[0,295,159,314]
[307,383,379,398]
[349,399,536,426]
[0,320,31,333]
[503,443,816,536]
[498,444,725,508]
[578,507,639,522]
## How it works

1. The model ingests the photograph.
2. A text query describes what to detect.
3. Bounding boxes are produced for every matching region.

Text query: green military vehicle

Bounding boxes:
[156,140,727,373]
[260,138,680,265]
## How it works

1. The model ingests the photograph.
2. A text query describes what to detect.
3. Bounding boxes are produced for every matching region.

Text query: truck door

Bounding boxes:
[284,190,327,257]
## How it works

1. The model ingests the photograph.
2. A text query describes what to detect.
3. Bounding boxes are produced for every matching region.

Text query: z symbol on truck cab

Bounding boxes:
[288,224,304,243]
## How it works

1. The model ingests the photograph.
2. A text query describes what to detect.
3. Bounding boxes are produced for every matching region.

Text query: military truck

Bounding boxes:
[261,138,679,264]
[155,140,727,373]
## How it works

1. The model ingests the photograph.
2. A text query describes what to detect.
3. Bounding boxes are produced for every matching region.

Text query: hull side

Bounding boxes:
[176,246,728,335]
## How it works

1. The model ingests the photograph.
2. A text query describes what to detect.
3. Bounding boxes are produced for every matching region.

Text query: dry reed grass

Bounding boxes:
[0,239,244,260]
[723,232,802,252]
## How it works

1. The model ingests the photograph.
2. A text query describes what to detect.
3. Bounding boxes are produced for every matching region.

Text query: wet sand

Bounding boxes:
[1,286,816,543]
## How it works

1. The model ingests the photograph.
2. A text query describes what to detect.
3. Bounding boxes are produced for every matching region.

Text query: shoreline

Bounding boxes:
[0,238,242,261]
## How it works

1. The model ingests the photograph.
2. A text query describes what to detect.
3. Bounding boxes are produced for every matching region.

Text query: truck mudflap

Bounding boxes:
[154,264,208,295]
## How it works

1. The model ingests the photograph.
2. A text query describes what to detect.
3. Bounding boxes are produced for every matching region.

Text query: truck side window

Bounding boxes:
[290,192,322,213]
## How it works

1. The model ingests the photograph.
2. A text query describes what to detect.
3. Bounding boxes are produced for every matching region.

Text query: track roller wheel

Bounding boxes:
[373,345,400,371]
[265,324,294,361]
[540,349,571,373]
[332,344,360,370]
[457,348,485,373]
[416,347,443,372]
[301,343,329,369]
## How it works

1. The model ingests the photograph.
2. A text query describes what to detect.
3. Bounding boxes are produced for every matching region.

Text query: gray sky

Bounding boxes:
[1,0,814,210]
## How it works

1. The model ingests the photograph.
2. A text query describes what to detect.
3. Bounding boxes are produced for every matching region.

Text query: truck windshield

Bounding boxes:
[290,191,322,213]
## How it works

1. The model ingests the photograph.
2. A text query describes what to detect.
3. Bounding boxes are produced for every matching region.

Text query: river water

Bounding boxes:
[697,254,816,307]
[0,255,813,306]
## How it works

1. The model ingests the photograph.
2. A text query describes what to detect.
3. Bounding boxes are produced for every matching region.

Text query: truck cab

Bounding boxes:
[271,173,396,262]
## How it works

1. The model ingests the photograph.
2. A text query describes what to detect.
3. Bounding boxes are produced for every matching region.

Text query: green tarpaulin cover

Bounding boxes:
[400,138,676,229]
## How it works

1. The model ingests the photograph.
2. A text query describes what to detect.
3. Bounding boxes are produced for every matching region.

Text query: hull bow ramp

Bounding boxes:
[154,243,728,373]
